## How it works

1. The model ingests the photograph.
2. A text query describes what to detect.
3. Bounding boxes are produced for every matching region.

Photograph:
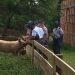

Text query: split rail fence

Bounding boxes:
[26,40,75,75]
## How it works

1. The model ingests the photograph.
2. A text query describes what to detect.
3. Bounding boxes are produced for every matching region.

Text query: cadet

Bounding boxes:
[52,21,64,54]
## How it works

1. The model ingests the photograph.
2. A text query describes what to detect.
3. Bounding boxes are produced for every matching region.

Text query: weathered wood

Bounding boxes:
[34,50,54,75]
[56,54,63,59]
[26,45,33,57]
[60,0,75,46]
[54,55,75,75]
[61,4,75,10]
[33,40,54,61]
[31,41,34,63]
[56,54,63,75]
[26,40,75,75]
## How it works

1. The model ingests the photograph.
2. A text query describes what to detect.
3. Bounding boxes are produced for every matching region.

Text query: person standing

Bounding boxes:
[37,20,48,45]
[32,24,44,41]
[52,21,64,54]
[26,20,32,36]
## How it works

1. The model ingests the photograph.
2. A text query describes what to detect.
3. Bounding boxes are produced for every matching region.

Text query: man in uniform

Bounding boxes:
[52,21,64,54]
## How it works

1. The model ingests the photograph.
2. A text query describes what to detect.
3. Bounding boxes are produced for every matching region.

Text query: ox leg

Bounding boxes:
[19,48,26,55]
[16,47,26,55]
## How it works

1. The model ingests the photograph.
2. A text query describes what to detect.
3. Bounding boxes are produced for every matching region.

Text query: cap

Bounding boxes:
[26,21,34,30]
[55,20,59,28]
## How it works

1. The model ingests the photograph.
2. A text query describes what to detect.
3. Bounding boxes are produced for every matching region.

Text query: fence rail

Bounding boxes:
[26,40,75,75]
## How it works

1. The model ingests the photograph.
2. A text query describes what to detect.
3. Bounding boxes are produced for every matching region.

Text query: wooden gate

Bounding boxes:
[60,0,75,46]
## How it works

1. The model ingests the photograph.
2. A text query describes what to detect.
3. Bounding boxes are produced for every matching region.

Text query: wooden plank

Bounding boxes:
[56,54,63,59]
[31,41,34,63]
[54,55,75,75]
[60,0,75,47]
[26,45,33,57]
[61,4,75,10]
[27,40,75,75]
[34,50,54,75]
[33,40,54,61]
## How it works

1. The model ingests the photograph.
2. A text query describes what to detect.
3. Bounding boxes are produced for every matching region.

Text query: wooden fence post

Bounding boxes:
[56,54,63,75]
[31,40,34,63]
[56,54,63,59]
[53,54,56,75]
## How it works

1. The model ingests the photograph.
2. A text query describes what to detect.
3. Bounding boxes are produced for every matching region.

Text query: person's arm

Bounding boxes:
[52,29,60,39]
[59,28,64,37]
[31,30,36,40]
[43,26,48,39]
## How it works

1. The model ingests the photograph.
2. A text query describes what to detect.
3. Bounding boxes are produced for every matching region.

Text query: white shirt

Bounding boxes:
[32,26,44,39]
[53,27,64,39]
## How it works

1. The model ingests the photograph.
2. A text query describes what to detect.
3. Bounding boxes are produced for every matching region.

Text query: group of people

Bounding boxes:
[26,20,64,54]
[26,20,48,45]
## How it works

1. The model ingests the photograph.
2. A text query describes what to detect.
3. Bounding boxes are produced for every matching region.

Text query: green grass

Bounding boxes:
[61,44,75,69]
[0,52,43,75]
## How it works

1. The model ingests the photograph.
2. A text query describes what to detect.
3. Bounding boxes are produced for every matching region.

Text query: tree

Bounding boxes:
[0,0,60,34]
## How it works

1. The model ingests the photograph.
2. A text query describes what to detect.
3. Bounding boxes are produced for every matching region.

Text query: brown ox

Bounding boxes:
[0,36,29,54]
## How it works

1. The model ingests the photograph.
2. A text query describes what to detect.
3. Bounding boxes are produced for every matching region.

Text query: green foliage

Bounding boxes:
[61,43,75,51]
[62,46,75,69]
[0,0,60,31]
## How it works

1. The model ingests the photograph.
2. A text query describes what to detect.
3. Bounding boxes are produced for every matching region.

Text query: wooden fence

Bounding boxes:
[26,40,75,75]
[60,0,75,46]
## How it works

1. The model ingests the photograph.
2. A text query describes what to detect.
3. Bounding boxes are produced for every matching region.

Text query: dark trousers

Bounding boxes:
[38,39,48,45]
[53,38,61,54]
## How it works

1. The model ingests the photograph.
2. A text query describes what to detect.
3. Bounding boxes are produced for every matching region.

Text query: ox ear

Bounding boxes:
[18,37,25,44]
[19,35,26,41]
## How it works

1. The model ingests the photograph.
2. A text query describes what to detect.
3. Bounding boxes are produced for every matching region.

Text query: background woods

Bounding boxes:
[0,0,60,35]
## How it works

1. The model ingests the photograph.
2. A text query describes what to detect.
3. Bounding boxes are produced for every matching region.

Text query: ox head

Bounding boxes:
[18,35,30,47]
